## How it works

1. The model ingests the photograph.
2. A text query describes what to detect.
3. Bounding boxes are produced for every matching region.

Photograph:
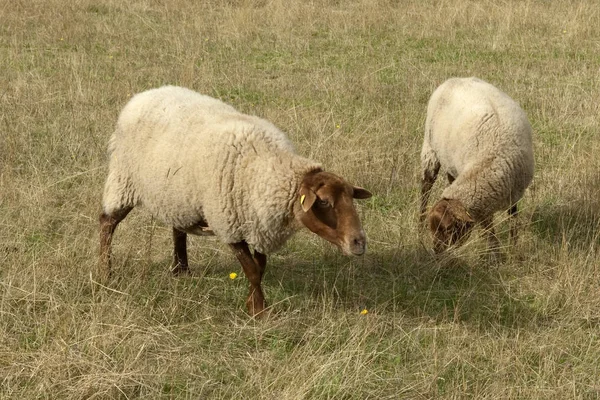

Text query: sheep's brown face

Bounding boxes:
[428,198,474,253]
[298,171,372,256]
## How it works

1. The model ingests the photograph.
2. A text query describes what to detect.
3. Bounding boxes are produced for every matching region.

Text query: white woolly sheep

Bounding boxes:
[420,77,534,253]
[99,86,372,316]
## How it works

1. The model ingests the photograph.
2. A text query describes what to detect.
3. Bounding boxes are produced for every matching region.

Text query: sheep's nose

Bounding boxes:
[350,235,366,256]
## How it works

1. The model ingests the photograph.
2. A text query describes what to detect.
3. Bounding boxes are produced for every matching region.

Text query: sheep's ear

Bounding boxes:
[353,186,372,199]
[464,212,475,224]
[453,206,474,224]
[300,187,317,212]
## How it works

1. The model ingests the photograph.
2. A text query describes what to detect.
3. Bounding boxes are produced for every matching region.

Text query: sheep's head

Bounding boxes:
[428,198,475,252]
[297,170,372,256]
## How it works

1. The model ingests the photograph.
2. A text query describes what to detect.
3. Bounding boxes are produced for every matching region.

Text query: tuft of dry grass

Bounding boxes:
[2,0,600,398]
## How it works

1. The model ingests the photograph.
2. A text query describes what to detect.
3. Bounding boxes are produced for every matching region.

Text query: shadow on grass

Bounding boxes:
[530,200,600,249]
[100,236,546,331]
[269,245,545,330]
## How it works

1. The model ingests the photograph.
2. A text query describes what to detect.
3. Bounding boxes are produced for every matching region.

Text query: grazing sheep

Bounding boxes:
[420,77,534,253]
[99,86,372,316]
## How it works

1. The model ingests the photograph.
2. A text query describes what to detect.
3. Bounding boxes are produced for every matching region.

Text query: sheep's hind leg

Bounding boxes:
[173,220,214,274]
[508,204,519,246]
[229,241,267,317]
[99,206,133,281]
[172,228,189,274]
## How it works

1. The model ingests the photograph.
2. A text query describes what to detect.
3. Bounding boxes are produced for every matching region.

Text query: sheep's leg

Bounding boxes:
[229,241,266,317]
[508,204,519,246]
[181,220,214,236]
[99,206,133,281]
[481,217,502,259]
[420,157,440,222]
[253,251,267,279]
[447,173,455,185]
[172,228,189,274]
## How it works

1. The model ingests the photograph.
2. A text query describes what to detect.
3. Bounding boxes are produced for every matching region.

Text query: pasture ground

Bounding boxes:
[1,0,600,398]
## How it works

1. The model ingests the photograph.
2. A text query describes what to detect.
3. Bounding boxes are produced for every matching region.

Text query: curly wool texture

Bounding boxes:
[421,77,534,220]
[102,86,322,254]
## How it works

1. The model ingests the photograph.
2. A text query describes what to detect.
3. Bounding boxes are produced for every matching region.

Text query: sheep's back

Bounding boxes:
[426,77,532,176]
[107,86,296,234]
[426,78,534,217]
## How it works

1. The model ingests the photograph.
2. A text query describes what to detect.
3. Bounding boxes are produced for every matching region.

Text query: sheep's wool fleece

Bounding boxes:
[103,86,322,254]
[421,77,534,219]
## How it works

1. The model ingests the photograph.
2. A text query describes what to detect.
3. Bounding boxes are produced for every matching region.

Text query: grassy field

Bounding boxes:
[2,0,600,398]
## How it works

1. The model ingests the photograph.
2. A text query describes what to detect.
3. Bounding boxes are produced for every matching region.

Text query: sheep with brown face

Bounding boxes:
[99,86,372,316]
[420,77,534,253]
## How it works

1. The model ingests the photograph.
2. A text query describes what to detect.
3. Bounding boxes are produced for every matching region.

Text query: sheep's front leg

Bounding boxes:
[481,217,503,263]
[253,250,267,279]
[229,241,267,317]
[420,159,440,222]
[172,228,189,274]
[481,217,500,248]
[99,206,133,281]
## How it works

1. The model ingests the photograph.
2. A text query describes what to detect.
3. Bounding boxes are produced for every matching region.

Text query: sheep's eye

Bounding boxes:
[316,198,329,208]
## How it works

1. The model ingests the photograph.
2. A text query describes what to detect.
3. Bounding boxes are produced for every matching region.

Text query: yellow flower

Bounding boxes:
[229,272,238,280]
[336,124,341,129]
[360,309,368,315]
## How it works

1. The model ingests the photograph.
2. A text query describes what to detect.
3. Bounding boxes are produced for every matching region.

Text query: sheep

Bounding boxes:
[420,77,534,253]
[99,86,372,316]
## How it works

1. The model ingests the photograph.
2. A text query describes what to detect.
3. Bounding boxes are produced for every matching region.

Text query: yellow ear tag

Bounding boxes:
[300,194,306,205]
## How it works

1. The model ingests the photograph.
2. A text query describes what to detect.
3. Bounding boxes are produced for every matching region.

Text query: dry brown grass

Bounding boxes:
[2,0,600,398]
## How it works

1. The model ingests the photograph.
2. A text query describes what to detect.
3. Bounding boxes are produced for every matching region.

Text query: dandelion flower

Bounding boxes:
[229,272,238,280]
[360,309,368,315]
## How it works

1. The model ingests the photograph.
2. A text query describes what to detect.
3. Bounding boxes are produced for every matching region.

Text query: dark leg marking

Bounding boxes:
[420,161,440,221]
[253,251,267,280]
[99,206,133,281]
[509,204,519,245]
[172,228,189,274]
[419,162,440,222]
[229,241,267,317]
[447,173,455,185]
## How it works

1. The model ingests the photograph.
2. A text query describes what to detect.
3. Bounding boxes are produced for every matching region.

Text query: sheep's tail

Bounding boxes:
[102,128,136,214]
[106,129,119,158]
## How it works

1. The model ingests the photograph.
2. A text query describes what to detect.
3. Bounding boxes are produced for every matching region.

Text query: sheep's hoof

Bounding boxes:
[171,264,190,275]
[94,263,112,285]
[484,249,506,265]
[246,297,269,319]
[250,306,273,320]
